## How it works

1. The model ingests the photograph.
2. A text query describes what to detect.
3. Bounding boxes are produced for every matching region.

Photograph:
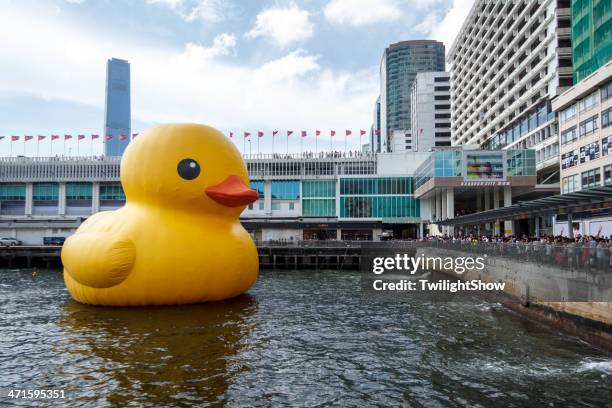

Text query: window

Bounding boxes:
[99,184,125,201]
[289,203,295,210]
[602,107,612,128]
[302,199,335,216]
[302,181,335,197]
[250,181,265,198]
[559,104,576,123]
[435,113,451,119]
[271,202,280,211]
[560,126,577,145]
[258,202,264,210]
[562,174,580,194]
[603,136,612,156]
[33,183,59,201]
[601,81,612,102]
[0,184,26,200]
[578,91,598,112]
[581,168,601,189]
[580,142,600,163]
[604,165,612,186]
[579,115,599,137]
[247,203,253,210]
[271,180,299,199]
[434,86,450,92]
[66,182,92,200]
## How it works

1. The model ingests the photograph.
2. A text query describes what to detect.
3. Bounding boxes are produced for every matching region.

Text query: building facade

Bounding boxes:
[370,96,382,153]
[448,0,573,184]
[410,72,452,152]
[104,58,131,157]
[0,152,431,244]
[572,0,612,84]
[552,61,612,235]
[379,40,445,153]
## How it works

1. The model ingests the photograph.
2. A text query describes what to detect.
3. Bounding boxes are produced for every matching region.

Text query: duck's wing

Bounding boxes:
[61,231,135,289]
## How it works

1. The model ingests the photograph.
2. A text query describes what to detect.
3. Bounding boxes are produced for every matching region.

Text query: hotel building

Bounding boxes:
[410,72,452,152]
[448,0,573,184]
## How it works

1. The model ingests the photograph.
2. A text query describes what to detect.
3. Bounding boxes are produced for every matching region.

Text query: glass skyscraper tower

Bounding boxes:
[103,58,131,156]
[379,40,445,152]
[571,0,612,84]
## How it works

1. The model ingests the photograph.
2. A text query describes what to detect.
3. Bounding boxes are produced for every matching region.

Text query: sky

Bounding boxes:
[0,0,474,155]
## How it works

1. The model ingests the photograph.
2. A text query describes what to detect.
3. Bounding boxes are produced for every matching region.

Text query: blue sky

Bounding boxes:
[0,0,473,155]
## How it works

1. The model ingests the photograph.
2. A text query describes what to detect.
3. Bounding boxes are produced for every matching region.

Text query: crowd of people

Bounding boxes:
[421,233,612,269]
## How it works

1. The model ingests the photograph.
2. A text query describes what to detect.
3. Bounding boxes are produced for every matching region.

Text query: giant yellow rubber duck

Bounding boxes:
[61,124,260,306]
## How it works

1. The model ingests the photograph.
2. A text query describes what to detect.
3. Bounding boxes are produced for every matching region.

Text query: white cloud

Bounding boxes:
[416,0,476,53]
[245,3,313,47]
[181,33,237,66]
[255,49,319,82]
[0,6,375,152]
[145,0,229,23]
[323,0,402,27]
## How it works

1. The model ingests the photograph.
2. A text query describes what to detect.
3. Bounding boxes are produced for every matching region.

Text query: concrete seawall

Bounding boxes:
[417,245,612,350]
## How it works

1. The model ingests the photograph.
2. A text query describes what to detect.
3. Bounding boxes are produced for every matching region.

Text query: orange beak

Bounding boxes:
[205,175,259,207]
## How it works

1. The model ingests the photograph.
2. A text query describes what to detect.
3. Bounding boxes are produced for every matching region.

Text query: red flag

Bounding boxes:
[244,131,250,138]
[92,134,99,139]
[11,136,19,141]
[24,135,33,141]
[229,132,233,138]
[360,130,366,136]
[51,135,59,141]
[37,135,46,141]
[258,131,264,138]
[301,131,307,137]
[316,130,321,136]
[78,134,85,140]
[104,134,113,140]
[273,130,278,136]
[119,134,127,140]
[375,129,380,136]
[64,134,72,140]
[287,130,293,136]
[345,130,352,136]
[331,130,336,136]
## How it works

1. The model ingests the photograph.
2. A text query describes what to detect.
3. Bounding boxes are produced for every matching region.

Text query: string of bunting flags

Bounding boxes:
[0,128,378,156]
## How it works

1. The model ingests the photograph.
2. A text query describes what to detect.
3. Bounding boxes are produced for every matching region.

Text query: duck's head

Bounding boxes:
[121,124,258,217]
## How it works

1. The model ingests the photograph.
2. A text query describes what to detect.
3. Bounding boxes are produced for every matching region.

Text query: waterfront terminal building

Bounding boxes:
[0,146,559,244]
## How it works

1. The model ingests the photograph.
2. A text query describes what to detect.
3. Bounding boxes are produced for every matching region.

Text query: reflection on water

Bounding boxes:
[1,269,612,407]
[59,297,256,406]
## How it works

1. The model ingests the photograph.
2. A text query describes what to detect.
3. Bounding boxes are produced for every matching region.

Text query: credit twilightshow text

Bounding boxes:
[372,279,505,292]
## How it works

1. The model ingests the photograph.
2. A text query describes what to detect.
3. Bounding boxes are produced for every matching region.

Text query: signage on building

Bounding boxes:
[460,181,510,187]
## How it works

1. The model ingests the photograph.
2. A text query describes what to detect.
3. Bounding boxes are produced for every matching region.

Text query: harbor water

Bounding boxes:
[1,269,612,407]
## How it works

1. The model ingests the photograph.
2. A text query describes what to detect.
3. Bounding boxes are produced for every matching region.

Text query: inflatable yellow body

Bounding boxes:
[61,124,259,306]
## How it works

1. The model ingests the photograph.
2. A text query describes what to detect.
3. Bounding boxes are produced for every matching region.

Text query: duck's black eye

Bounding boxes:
[177,158,200,180]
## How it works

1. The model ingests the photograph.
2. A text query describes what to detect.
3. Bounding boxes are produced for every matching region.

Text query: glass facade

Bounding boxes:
[384,41,445,136]
[0,184,25,200]
[100,184,125,201]
[66,182,92,200]
[339,177,418,219]
[271,180,299,199]
[33,183,58,201]
[302,180,336,197]
[250,181,265,198]
[104,58,131,157]
[415,150,537,190]
[572,0,612,83]
[303,199,336,217]
[484,103,555,149]
[507,150,536,176]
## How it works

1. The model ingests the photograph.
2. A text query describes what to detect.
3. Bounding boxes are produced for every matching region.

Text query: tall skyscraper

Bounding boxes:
[571,0,612,84]
[104,58,131,157]
[448,0,573,184]
[379,40,445,152]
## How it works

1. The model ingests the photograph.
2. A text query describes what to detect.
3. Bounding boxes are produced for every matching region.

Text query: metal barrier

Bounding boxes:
[417,240,612,273]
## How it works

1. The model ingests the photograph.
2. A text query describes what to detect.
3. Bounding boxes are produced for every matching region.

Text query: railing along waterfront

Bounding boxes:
[419,240,612,273]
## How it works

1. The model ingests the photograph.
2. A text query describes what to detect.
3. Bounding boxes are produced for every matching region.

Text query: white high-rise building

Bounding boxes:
[410,72,451,152]
[448,0,573,183]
